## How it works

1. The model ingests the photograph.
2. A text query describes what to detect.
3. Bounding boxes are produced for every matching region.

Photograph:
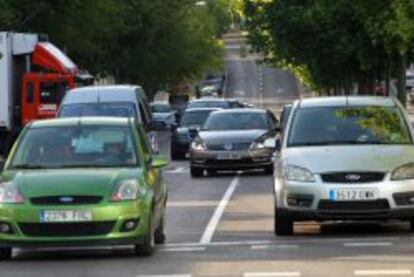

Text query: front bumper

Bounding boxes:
[190,149,273,170]
[0,201,150,248]
[275,176,414,221]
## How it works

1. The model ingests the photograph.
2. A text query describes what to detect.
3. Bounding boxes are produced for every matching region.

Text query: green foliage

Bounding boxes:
[244,0,414,102]
[0,0,229,95]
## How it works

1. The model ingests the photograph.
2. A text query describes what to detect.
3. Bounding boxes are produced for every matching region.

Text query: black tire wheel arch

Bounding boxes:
[274,207,294,236]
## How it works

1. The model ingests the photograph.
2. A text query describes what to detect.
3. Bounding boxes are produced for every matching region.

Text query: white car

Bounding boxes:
[274,96,414,235]
[150,102,176,130]
[407,71,414,89]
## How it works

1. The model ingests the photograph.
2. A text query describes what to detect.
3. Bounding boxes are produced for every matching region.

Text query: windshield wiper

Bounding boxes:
[11,164,47,169]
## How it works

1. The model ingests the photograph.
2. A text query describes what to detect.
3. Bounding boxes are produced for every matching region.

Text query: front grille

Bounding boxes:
[31,196,103,205]
[207,143,251,151]
[19,222,115,237]
[318,199,390,214]
[321,172,385,183]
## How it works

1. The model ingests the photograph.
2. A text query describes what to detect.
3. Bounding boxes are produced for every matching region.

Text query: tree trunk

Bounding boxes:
[397,53,407,107]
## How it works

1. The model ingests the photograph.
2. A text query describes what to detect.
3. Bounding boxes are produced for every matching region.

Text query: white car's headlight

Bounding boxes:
[391,163,414,180]
[111,180,146,201]
[284,165,315,182]
[0,181,24,204]
[191,138,206,152]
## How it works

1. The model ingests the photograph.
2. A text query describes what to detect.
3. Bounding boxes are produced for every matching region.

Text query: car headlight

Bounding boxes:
[111,180,147,201]
[391,163,414,180]
[284,165,315,182]
[250,141,266,150]
[0,181,24,204]
[191,138,206,152]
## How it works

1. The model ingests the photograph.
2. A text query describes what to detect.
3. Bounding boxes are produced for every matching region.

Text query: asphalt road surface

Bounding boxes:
[3,33,414,277]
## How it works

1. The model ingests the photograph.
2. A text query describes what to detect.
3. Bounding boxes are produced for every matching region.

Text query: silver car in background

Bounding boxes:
[274,96,414,235]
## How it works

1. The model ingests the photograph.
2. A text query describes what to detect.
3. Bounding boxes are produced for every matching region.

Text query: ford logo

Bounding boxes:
[345,174,361,181]
[59,196,74,203]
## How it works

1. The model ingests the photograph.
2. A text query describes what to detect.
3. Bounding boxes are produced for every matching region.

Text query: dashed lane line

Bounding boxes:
[345,242,393,247]
[354,269,412,276]
[244,272,301,277]
[251,244,300,250]
[161,247,206,253]
[200,176,240,245]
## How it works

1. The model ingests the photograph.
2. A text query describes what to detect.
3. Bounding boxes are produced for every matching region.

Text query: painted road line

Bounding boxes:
[162,240,271,249]
[200,176,240,245]
[251,244,299,250]
[345,242,393,247]
[161,247,206,252]
[244,272,301,277]
[354,269,412,276]
[164,167,188,174]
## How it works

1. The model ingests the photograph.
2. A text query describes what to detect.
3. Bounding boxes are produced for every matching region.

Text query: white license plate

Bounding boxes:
[329,188,378,201]
[217,153,242,160]
[40,210,92,223]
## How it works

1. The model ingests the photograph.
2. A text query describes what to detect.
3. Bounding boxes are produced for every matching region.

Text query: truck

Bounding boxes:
[0,32,80,155]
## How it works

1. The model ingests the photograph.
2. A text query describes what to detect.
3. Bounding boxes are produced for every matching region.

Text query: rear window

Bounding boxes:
[59,103,137,118]
[187,101,229,109]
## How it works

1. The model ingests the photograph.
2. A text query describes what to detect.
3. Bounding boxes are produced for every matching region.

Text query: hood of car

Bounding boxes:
[198,130,268,144]
[282,145,414,173]
[1,168,142,199]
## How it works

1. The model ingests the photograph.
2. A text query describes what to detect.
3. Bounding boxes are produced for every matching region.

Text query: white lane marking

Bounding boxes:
[200,176,240,244]
[163,240,271,249]
[161,247,206,252]
[354,269,412,276]
[167,201,219,208]
[165,167,187,174]
[251,244,299,250]
[345,242,393,247]
[137,275,191,277]
[244,272,301,277]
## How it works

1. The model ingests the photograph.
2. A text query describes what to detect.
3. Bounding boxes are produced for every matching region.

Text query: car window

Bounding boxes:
[151,104,172,113]
[288,106,412,146]
[180,110,215,127]
[10,125,139,169]
[59,103,137,118]
[187,101,230,109]
[204,112,268,130]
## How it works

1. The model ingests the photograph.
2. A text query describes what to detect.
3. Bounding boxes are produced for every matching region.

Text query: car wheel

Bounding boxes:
[0,247,12,261]
[274,207,293,236]
[191,167,204,178]
[154,207,167,244]
[134,215,155,256]
[264,165,274,175]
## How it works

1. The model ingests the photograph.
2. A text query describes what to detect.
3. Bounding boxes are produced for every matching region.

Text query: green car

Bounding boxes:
[0,117,168,259]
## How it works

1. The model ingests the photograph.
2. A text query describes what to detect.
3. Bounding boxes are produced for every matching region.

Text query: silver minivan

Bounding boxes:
[58,85,157,150]
[274,96,414,235]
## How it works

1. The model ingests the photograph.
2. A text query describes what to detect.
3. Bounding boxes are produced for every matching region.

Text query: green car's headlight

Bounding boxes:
[284,165,316,183]
[111,180,146,202]
[0,181,24,204]
[391,163,414,180]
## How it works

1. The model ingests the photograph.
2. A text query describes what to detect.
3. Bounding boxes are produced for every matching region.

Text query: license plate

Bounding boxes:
[40,210,92,223]
[217,153,241,160]
[329,188,378,201]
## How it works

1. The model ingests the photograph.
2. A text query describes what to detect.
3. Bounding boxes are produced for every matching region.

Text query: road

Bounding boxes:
[3,33,414,277]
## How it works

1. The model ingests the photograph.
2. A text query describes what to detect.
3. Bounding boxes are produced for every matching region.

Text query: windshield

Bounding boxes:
[151,104,172,113]
[187,101,229,109]
[203,112,268,130]
[180,110,215,127]
[59,103,137,118]
[288,106,412,147]
[10,125,139,169]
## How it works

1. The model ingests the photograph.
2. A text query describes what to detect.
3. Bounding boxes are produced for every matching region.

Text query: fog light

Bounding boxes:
[287,194,313,207]
[0,223,12,234]
[120,219,139,232]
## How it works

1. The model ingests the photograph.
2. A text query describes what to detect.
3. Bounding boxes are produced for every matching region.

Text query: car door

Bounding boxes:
[135,123,164,224]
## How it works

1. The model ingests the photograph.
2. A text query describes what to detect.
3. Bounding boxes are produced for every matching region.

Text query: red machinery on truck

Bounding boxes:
[0,32,80,154]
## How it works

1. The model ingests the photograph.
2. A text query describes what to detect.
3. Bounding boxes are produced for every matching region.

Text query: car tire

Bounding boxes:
[154,207,167,244]
[191,167,204,178]
[134,215,155,257]
[264,165,274,175]
[0,247,12,260]
[274,208,293,236]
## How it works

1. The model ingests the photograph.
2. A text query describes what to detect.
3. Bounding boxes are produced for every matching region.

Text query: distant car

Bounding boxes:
[150,102,176,130]
[274,96,414,236]
[0,117,168,259]
[200,86,219,98]
[200,72,225,96]
[187,98,231,110]
[406,71,414,90]
[171,108,221,160]
[189,109,279,177]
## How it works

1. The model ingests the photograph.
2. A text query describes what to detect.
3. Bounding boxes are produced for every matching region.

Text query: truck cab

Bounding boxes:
[0,32,79,155]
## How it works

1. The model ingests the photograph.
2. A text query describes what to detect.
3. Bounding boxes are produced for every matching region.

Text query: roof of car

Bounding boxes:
[62,85,143,104]
[190,98,228,102]
[185,108,223,113]
[296,96,396,108]
[211,108,266,114]
[30,117,133,128]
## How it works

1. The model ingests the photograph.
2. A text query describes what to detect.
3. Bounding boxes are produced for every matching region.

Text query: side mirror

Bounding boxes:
[152,154,169,168]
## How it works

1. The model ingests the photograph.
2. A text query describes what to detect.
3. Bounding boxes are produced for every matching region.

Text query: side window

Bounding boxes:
[267,111,278,130]
[135,123,153,162]
[138,102,149,127]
